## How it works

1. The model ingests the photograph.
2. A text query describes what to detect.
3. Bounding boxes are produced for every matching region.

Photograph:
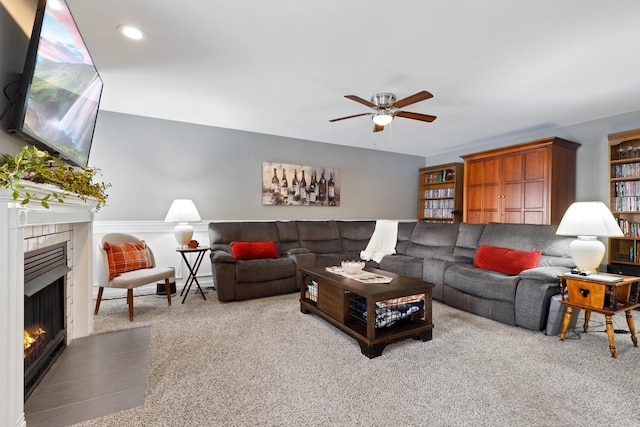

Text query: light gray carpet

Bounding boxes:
[74,291,640,427]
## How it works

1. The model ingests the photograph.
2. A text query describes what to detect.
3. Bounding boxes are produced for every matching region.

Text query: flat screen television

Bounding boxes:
[7,0,103,167]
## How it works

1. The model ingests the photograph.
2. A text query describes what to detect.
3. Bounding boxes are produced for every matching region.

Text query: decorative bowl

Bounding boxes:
[341,260,365,275]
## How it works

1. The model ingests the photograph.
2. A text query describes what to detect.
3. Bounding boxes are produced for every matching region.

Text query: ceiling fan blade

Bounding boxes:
[373,123,384,132]
[395,111,437,122]
[329,112,371,122]
[393,91,433,108]
[344,95,376,108]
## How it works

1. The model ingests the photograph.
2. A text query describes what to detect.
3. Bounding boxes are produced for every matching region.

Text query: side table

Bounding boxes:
[176,246,209,304]
[558,273,640,357]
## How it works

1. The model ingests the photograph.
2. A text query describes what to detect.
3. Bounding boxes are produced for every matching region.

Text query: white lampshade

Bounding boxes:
[164,199,202,247]
[372,111,393,126]
[556,201,624,273]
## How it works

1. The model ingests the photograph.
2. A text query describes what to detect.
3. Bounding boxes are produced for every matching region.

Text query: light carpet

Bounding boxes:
[74,291,640,427]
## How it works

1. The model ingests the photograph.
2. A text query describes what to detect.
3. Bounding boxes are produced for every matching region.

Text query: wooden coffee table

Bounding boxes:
[299,266,434,358]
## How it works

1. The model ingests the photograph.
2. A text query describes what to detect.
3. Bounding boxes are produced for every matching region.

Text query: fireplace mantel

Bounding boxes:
[0,184,97,427]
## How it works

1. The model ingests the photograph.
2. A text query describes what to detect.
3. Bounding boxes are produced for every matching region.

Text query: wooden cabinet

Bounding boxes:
[418,163,463,222]
[461,137,580,225]
[608,128,640,267]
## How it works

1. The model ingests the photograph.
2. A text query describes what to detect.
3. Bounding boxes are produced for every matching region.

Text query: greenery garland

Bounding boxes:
[0,145,110,210]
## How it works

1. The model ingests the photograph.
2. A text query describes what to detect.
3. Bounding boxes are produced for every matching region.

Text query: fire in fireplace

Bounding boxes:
[23,242,70,400]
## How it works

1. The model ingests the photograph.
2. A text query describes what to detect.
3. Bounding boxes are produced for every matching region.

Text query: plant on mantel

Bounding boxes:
[0,145,110,210]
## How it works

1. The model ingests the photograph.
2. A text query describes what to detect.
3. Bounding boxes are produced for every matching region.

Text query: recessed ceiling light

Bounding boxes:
[117,24,146,41]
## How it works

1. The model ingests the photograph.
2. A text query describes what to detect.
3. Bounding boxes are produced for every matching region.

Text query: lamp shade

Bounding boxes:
[164,199,201,223]
[164,199,201,247]
[556,202,623,237]
[556,201,623,273]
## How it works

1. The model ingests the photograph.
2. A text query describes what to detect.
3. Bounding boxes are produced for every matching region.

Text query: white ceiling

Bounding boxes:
[66,0,640,158]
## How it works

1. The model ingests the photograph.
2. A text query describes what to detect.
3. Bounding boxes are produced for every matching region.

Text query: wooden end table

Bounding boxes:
[176,246,209,304]
[558,273,640,357]
[299,266,434,358]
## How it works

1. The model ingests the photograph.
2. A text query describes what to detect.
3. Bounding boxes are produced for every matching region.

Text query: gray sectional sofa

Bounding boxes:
[208,220,575,331]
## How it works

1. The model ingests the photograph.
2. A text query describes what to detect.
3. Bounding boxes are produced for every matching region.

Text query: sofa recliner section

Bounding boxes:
[208,220,575,332]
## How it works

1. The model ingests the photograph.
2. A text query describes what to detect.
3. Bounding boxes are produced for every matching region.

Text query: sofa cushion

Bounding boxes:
[404,222,458,259]
[103,241,151,281]
[296,221,343,253]
[276,221,300,253]
[445,264,520,302]
[395,222,417,254]
[234,257,296,282]
[379,254,423,279]
[209,222,280,253]
[230,241,280,260]
[478,223,573,268]
[410,222,460,247]
[473,244,542,275]
[337,221,376,252]
[453,223,485,258]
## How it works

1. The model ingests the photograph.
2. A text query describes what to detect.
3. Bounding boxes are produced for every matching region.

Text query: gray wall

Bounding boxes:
[89,111,425,221]
[4,2,640,223]
[424,110,640,203]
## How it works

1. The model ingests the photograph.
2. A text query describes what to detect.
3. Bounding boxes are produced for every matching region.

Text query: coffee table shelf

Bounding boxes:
[300,266,434,358]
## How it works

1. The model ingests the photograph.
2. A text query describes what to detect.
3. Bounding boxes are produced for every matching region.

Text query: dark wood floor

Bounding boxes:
[25,326,151,427]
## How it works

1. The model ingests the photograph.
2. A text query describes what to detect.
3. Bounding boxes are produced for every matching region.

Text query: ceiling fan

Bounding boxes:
[329,90,437,132]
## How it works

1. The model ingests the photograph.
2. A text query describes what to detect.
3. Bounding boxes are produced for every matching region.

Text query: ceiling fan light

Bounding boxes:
[372,112,393,126]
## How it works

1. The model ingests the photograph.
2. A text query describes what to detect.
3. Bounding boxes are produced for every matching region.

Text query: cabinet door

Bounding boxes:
[466,159,500,223]
[522,149,548,224]
[502,149,548,224]
[503,153,524,222]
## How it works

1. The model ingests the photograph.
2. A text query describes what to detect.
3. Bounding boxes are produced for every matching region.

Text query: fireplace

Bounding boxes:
[1,182,97,427]
[23,243,70,400]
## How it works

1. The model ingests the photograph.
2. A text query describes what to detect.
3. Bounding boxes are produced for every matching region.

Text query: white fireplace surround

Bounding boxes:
[1,184,96,427]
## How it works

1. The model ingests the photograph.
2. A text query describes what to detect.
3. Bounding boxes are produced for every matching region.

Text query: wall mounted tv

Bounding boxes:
[7,0,103,168]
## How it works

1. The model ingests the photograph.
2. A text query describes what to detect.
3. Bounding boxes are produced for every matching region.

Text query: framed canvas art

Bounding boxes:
[262,162,340,206]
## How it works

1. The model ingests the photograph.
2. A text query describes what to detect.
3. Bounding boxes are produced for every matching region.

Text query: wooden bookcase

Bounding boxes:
[418,163,463,222]
[608,128,640,268]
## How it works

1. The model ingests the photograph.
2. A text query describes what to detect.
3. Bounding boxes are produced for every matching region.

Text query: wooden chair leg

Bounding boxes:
[165,278,172,306]
[94,287,104,315]
[127,289,134,321]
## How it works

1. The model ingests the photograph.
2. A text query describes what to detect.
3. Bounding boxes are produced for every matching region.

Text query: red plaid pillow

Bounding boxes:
[103,241,152,281]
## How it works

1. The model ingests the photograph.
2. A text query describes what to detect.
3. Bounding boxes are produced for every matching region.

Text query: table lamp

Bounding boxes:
[556,201,623,274]
[164,199,201,247]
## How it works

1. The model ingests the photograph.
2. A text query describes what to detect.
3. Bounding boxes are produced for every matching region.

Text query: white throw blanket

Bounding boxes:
[360,220,398,263]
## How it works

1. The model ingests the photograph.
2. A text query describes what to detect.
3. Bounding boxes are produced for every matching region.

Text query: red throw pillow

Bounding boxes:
[103,241,152,281]
[473,244,542,275]
[230,241,279,260]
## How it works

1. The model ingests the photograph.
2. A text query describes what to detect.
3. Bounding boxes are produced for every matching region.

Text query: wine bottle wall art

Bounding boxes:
[262,162,340,206]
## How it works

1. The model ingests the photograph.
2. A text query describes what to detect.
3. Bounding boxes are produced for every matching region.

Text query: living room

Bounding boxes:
[2,1,640,426]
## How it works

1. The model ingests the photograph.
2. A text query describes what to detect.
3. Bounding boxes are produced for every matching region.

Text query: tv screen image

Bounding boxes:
[8,0,103,167]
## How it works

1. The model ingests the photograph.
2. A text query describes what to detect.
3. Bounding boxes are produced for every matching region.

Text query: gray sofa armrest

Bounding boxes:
[433,254,473,264]
[519,266,569,281]
[515,267,568,330]
[211,250,236,263]
[515,278,562,330]
[286,252,317,290]
[209,250,237,301]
